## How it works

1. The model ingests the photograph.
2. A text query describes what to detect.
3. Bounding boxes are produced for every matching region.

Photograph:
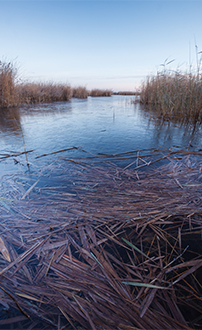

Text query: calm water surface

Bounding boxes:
[1,95,202,177]
[0,95,202,329]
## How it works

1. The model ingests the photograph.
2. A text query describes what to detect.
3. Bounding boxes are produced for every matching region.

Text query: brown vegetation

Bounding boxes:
[0,149,202,329]
[17,82,72,104]
[90,89,112,97]
[0,59,144,109]
[0,60,90,107]
[72,86,89,99]
[113,91,140,95]
[140,69,202,124]
[0,61,18,107]
[0,60,118,107]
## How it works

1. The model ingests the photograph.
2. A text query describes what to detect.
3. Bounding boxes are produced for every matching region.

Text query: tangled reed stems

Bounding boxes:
[140,69,202,125]
[17,82,73,104]
[0,150,202,329]
[0,61,19,108]
[90,89,112,97]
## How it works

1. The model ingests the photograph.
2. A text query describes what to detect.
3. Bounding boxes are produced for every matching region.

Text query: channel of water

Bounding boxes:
[1,95,202,178]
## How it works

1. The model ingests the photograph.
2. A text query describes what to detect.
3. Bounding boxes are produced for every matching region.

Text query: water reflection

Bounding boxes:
[19,101,73,117]
[0,107,21,135]
[150,119,202,150]
[1,96,202,177]
[138,102,202,150]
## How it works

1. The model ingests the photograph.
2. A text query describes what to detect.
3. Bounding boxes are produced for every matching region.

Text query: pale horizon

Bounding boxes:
[1,1,202,91]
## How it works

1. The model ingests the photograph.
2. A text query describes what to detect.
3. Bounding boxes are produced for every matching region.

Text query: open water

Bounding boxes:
[0,95,202,177]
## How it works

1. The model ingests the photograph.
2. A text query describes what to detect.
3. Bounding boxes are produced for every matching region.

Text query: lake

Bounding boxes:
[1,95,202,178]
[0,95,202,329]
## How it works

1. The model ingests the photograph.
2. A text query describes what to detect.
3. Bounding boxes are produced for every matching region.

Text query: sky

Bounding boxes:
[1,0,202,91]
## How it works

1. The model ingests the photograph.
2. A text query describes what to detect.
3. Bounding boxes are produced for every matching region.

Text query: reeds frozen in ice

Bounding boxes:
[140,69,202,125]
[0,150,202,329]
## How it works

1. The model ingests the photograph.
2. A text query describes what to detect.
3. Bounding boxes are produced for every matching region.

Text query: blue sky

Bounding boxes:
[1,1,202,91]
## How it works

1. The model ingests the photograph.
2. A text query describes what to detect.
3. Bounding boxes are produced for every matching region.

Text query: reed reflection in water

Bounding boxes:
[0,96,202,177]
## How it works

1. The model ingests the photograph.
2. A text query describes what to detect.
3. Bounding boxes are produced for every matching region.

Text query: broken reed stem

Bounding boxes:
[0,150,34,160]
[0,152,202,329]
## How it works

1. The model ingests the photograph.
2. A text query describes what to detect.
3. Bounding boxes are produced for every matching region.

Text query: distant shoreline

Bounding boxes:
[113,91,140,96]
[0,60,140,109]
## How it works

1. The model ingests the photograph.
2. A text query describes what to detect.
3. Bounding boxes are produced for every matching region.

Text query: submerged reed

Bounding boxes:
[140,69,202,124]
[1,150,202,329]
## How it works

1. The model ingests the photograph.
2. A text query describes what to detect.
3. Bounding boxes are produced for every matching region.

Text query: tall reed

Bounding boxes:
[0,60,91,108]
[72,86,88,99]
[0,61,18,107]
[1,59,140,108]
[90,89,112,97]
[140,69,202,124]
[18,82,72,104]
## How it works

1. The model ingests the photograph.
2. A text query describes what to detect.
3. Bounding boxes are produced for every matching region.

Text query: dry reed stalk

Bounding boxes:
[0,61,18,108]
[18,82,72,104]
[72,86,88,99]
[35,146,79,159]
[0,152,202,328]
[140,69,202,125]
[0,150,34,160]
[90,89,112,97]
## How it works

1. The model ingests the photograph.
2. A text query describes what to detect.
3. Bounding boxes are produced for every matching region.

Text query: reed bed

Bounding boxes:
[140,70,202,125]
[90,89,112,97]
[113,91,140,96]
[0,60,117,108]
[0,61,19,108]
[17,82,73,104]
[72,86,89,99]
[0,149,202,329]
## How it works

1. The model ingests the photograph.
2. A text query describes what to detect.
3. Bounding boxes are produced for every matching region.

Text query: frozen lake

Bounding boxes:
[0,95,202,177]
